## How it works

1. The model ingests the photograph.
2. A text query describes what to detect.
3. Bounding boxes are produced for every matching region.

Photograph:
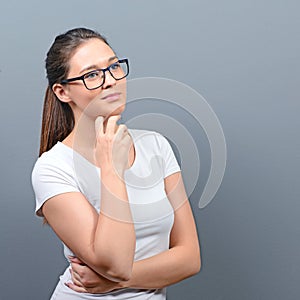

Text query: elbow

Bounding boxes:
[188,253,201,276]
[191,243,201,275]
[194,256,201,274]
[105,266,132,282]
[92,259,133,282]
[104,257,133,282]
[88,248,134,282]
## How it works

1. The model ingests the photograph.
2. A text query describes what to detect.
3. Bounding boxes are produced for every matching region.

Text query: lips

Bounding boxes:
[101,92,121,101]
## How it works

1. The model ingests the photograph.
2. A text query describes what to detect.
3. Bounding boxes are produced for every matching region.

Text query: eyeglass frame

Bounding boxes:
[60,58,129,90]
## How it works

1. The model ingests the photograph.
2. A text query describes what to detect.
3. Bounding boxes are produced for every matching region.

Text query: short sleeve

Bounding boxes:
[157,134,181,178]
[31,158,80,217]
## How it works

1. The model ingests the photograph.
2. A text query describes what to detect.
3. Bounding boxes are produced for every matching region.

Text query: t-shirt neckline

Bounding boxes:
[56,129,138,173]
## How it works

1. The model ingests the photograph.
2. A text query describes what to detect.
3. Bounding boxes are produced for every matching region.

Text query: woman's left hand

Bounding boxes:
[66,257,124,294]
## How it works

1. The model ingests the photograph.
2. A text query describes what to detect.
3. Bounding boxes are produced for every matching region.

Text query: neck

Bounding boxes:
[63,113,100,164]
[63,113,120,165]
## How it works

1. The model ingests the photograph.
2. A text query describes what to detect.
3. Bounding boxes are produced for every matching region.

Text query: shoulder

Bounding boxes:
[31,143,81,217]
[31,142,74,181]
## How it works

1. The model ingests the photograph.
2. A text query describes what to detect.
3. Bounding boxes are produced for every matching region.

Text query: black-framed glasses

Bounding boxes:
[60,58,129,90]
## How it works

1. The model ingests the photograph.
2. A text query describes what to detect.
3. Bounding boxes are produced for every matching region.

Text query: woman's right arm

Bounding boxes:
[42,115,136,282]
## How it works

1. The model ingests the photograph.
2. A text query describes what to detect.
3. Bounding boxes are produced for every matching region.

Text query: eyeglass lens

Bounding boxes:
[83,60,128,90]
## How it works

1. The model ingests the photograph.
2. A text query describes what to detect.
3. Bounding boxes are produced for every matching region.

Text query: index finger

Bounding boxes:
[106,115,121,135]
[95,116,104,137]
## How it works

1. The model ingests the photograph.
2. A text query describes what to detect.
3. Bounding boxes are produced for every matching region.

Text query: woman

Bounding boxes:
[32,27,200,299]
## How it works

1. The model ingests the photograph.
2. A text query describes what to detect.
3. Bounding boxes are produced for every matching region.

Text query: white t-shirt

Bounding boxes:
[32,129,181,300]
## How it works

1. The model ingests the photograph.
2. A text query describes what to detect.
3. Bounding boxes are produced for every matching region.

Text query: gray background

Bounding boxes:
[0,0,299,299]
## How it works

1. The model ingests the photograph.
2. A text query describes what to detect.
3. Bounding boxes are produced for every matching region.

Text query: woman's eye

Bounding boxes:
[85,71,100,80]
[110,62,120,70]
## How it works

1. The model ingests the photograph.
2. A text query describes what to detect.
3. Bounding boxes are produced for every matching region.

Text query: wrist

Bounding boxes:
[101,165,125,179]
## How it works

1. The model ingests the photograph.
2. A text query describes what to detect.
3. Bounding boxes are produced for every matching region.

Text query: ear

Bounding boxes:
[52,83,72,103]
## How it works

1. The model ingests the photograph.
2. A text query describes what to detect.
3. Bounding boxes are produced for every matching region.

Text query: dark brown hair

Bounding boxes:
[39,28,109,156]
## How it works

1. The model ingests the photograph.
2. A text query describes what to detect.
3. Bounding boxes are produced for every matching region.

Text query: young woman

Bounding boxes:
[32,27,200,299]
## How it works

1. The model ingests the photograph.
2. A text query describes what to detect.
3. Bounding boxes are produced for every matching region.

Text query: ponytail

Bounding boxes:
[39,86,74,156]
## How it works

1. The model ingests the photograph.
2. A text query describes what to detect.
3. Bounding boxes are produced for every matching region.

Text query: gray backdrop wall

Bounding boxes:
[0,0,299,299]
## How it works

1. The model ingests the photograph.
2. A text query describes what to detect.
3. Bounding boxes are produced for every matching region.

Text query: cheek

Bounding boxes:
[119,79,127,94]
[81,97,108,117]
[71,88,104,111]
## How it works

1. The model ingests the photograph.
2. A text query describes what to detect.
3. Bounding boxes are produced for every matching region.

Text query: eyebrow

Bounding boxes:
[79,55,118,74]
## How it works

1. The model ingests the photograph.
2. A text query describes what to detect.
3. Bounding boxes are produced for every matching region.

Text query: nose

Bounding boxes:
[102,70,117,89]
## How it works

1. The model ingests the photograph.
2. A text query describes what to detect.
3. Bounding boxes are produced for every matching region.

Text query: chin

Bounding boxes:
[83,101,126,119]
[107,104,126,117]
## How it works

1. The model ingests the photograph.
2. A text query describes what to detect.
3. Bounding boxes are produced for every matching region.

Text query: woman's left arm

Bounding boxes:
[122,171,201,289]
[67,172,201,292]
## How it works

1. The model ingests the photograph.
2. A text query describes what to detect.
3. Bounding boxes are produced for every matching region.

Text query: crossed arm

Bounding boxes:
[66,171,201,293]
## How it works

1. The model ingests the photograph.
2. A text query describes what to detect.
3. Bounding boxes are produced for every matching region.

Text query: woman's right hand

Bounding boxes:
[94,115,132,176]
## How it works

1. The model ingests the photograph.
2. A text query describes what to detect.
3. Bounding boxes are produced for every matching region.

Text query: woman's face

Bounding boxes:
[57,38,127,120]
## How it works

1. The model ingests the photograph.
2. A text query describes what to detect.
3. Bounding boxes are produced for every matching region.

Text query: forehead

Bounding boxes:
[68,38,115,73]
